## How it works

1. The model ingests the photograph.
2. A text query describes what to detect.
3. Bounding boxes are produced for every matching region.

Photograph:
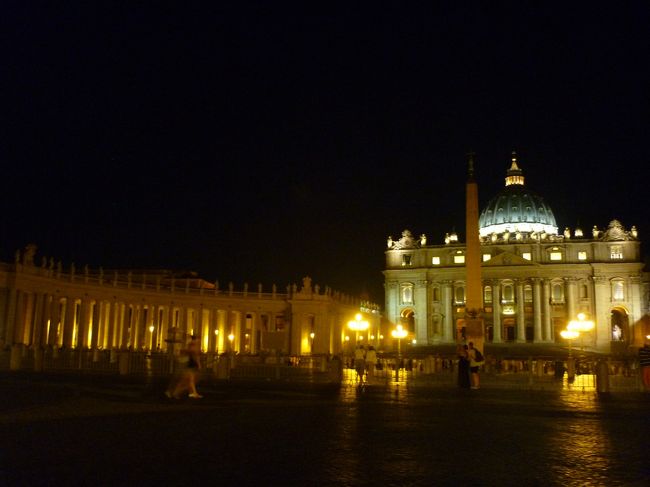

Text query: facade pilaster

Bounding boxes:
[516,280,525,342]
[593,276,610,350]
[629,275,642,328]
[415,279,428,344]
[543,279,552,342]
[442,281,453,342]
[533,278,542,342]
[492,281,502,343]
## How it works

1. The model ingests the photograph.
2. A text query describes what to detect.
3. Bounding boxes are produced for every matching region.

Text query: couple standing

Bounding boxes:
[458,342,482,389]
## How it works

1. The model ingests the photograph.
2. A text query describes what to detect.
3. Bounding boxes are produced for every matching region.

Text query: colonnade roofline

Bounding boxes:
[5,248,380,311]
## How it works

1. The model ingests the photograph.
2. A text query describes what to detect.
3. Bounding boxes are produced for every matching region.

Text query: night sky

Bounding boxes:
[2,3,649,303]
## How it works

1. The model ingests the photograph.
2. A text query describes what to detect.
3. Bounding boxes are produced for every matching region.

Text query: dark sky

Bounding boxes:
[2,3,649,303]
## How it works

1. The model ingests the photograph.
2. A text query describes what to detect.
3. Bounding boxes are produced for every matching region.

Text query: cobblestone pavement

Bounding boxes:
[1,372,648,486]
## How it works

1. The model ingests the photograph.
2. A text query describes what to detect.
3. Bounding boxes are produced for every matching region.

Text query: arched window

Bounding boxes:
[524,285,533,302]
[580,283,588,300]
[454,286,465,304]
[552,282,564,303]
[401,283,414,304]
[484,286,492,304]
[432,287,440,302]
[612,279,625,302]
[502,283,514,302]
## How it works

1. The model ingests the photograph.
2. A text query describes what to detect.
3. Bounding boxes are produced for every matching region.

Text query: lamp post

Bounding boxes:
[391,324,408,380]
[214,328,219,354]
[568,313,595,352]
[348,313,369,344]
[309,332,315,354]
[560,329,580,381]
[148,325,155,351]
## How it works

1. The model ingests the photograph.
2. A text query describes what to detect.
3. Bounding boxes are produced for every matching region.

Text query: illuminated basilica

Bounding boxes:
[384,153,649,353]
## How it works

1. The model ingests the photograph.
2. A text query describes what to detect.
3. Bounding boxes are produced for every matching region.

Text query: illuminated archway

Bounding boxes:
[610,306,629,343]
[400,308,415,333]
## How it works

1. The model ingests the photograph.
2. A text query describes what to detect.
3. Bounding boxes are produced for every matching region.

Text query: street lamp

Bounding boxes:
[310,332,315,354]
[391,324,408,379]
[348,313,369,343]
[568,313,595,333]
[560,329,580,381]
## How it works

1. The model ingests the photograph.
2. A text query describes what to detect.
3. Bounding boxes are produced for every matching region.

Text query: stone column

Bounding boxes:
[40,294,53,347]
[629,275,642,332]
[516,280,525,342]
[492,281,502,343]
[542,279,552,342]
[533,278,542,342]
[208,308,219,352]
[442,281,454,342]
[108,300,119,349]
[250,312,259,354]
[2,286,18,347]
[415,280,428,344]
[593,276,610,350]
[119,303,130,349]
[48,297,61,347]
[91,301,101,350]
[32,292,45,347]
[62,297,76,348]
[76,298,92,349]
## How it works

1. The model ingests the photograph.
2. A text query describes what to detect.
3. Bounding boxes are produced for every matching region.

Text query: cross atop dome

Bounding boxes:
[505,150,525,186]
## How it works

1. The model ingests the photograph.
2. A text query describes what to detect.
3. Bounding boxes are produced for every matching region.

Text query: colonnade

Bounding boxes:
[0,262,374,370]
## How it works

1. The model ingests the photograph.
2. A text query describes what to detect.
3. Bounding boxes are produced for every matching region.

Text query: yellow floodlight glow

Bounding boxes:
[560,329,580,340]
[568,313,595,332]
[348,313,369,331]
[391,324,408,339]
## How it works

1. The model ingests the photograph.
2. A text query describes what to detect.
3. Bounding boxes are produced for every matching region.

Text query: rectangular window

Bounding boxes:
[578,251,587,261]
[402,254,412,266]
[432,256,440,265]
[549,252,562,261]
[522,252,531,260]
[610,245,623,259]
[453,255,465,264]
[482,254,491,262]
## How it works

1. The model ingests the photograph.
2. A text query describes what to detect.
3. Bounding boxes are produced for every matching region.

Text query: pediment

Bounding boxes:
[482,251,536,266]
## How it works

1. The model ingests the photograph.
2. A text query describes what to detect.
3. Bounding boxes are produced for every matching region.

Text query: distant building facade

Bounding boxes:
[384,153,649,353]
[0,247,381,370]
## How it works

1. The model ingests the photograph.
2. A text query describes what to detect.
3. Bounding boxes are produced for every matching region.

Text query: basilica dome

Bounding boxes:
[479,152,558,237]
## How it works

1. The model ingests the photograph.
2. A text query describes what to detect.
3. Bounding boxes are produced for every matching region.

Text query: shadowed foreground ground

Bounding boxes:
[1,373,648,486]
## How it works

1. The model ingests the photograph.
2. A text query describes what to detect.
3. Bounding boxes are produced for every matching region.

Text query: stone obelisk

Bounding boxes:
[464,152,484,348]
